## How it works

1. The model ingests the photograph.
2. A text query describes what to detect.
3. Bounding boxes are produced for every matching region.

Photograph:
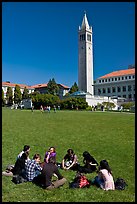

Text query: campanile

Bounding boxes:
[78,12,94,95]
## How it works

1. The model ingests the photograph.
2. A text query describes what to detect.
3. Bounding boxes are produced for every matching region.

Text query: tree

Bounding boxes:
[22,86,29,99]
[6,87,13,105]
[47,78,59,95]
[2,89,5,106]
[69,82,79,94]
[14,85,22,104]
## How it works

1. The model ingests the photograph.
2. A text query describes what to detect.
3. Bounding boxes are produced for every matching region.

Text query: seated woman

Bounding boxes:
[78,151,98,173]
[61,149,79,171]
[44,147,56,163]
[93,160,115,191]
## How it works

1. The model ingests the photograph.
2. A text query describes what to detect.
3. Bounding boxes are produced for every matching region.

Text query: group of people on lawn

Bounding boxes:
[2,145,115,191]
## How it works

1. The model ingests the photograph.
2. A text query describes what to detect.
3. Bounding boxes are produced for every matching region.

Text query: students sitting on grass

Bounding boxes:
[2,145,31,177]
[2,152,29,177]
[61,149,79,171]
[25,153,42,181]
[92,159,115,191]
[77,151,98,173]
[17,145,31,161]
[33,156,67,190]
[44,147,56,163]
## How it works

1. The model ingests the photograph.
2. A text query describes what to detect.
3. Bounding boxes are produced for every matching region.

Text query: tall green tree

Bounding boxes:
[47,78,59,95]
[2,89,5,106]
[22,86,29,99]
[69,82,79,94]
[14,85,22,104]
[6,87,13,105]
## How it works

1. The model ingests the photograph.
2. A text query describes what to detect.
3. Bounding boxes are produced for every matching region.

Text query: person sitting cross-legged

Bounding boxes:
[33,156,67,190]
[25,153,42,182]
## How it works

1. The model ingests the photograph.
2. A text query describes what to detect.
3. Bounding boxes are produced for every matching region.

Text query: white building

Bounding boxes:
[2,81,35,104]
[94,66,135,101]
[2,81,70,103]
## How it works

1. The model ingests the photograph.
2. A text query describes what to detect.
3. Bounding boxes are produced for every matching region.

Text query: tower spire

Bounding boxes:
[81,11,89,29]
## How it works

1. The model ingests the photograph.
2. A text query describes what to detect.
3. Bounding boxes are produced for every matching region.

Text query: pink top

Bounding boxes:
[98,169,115,191]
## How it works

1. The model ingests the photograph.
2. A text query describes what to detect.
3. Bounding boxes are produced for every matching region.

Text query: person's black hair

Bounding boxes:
[33,153,41,160]
[99,160,112,174]
[83,151,91,158]
[49,156,56,164]
[23,145,30,152]
[83,151,98,165]
[21,152,29,160]
[67,149,74,154]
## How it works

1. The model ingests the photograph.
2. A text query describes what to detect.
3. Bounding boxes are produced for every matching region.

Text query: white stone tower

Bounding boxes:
[78,12,94,95]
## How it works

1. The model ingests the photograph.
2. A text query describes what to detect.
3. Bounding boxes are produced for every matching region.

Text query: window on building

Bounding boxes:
[128,94,132,99]
[112,87,116,92]
[107,88,111,93]
[103,88,106,93]
[105,79,107,82]
[80,34,85,41]
[132,75,135,79]
[118,77,120,80]
[98,89,101,95]
[82,34,85,41]
[125,76,127,80]
[122,76,124,80]
[108,78,110,82]
[123,95,126,98]
[99,80,101,83]
[115,78,117,81]
[117,87,121,92]
[129,76,131,79]
[112,78,114,81]
[123,86,126,92]
[87,34,91,41]
[102,79,104,83]
[128,85,132,92]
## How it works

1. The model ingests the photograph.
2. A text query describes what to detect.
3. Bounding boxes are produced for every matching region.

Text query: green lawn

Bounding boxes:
[2,107,135,202]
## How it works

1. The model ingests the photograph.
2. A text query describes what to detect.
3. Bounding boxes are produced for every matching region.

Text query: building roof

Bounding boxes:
[99,68,135,79]
[2,82,34,89]
[31,83,48,88]
[2,82,70,89]
[70,91,87,96]
[32,83,69,89]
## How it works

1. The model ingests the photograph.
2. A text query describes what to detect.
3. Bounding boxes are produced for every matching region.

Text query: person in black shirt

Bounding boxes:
[34,156,67,190]
[78,151,98,173]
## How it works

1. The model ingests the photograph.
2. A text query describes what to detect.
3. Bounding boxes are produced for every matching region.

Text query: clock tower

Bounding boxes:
[78,12,94,95]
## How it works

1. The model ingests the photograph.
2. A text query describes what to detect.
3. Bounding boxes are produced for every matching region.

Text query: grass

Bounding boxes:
[2,107,135,202]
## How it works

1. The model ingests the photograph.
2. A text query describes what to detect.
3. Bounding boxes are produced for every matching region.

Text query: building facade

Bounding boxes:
[2,81,35,103]
[2,81,70,103]
[94,66,135,101]
[78,12,94,95]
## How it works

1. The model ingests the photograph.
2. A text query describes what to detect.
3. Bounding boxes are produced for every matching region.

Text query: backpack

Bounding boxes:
[114,178,128,190]
[12,175,27,184]
[69,172,90,188]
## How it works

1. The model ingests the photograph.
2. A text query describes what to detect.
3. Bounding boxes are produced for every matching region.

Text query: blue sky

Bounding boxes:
[2,2,135,87]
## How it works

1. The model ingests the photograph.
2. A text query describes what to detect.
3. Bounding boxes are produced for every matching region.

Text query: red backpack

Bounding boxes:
[79,175,90,188]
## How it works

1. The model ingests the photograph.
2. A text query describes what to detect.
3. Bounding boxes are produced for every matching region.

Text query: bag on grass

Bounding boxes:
[114,178,128,190]
[12,175,27,184]
[69,172,90,188]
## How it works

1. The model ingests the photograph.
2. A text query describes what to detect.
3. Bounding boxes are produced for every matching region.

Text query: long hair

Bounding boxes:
[67,149,74,155]
[23,145,30,152]
[99,160,112,174]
